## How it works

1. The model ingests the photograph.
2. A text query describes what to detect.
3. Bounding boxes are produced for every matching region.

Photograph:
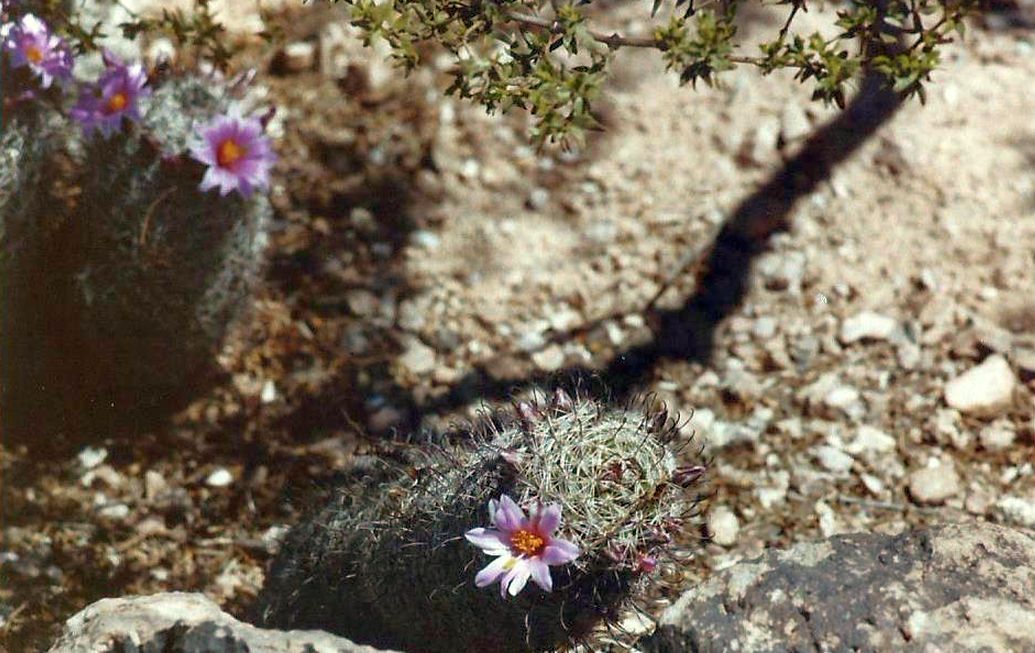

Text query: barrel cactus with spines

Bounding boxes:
[73,72,272,401]
[256,389,708,652]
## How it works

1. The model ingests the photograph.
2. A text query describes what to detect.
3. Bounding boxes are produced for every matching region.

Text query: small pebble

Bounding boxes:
[814,445,854,474]
[908,464,961,505]
[531,345,564,372]
[279,41,316,72]
[815,500,844,537]
[979,419,1016,452]
[860,473,884,495]
[707,506,740,547]
[260,380,278,404]
[206,468,234,488]
[839,311,898,344]
[780,102,812,142]
[847,425,896,455]
[398,337,437,376]
[144,470,168,500]
[77,447,107,470]
[944,354,1016,416]
[996,496,1035,528]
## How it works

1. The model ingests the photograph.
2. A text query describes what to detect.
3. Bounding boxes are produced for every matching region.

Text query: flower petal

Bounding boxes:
[503,559,532,597]
[475,555,513,588]
[528,558,553,592]
[535,503,562,536]
[198,167,221,193]
[464,527,509,555]
[541,538,580,565]
[494,494,526,532]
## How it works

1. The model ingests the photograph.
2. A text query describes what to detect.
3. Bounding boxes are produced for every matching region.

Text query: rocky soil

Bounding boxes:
[4,0,1035,650]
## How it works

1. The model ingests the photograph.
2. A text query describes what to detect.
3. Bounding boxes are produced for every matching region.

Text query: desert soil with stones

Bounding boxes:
[4,1,1035,650]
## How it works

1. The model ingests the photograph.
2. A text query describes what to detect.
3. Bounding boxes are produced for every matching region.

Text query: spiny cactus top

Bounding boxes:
[257,388,708,653]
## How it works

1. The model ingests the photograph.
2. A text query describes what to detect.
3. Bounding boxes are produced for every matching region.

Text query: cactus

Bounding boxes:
[0,114,51,265]
[72,72,271,402]
[0,109,79,433]
[256,389,707,652]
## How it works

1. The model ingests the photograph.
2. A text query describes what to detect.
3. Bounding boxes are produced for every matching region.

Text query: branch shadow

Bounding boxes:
[395,70,906,424]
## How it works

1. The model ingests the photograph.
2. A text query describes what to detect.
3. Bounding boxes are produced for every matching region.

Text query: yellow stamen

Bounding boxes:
[106,92,128,114]
[511,529,545,556]
[26,46,43,64]
[217,138,245,168]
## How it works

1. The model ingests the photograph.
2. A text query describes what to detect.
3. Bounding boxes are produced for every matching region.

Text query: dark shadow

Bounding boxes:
[388,70,906,427]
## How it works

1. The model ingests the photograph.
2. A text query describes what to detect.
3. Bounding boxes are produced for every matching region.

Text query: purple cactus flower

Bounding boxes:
[464,494,580,597]
[71,51,150,138]
[189,112,275,198]
[2,14,73,88]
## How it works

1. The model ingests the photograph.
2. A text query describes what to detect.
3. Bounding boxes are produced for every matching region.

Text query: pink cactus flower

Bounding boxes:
[189,112,275,198]
[465,494,580,597]
[71,50,150,138]
[2,13,73,88]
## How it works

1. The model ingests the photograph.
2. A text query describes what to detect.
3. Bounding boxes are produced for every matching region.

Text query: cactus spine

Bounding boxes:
[256,389,707,652]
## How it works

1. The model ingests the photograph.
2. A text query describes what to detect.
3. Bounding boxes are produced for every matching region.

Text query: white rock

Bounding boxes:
[824,385,860,409]
[997,496,1035,528]
[685,408,716,436]
[280,41,316,72]
[860,473,885,495]
[944,355,1016,416]
[144,471,168,500]
[708,507,740,547]
[531,345,565,372]
[822,385,864,421]
[548,307,581,332]
[979,419,1016,452]
[738,117,780,167]
[756,470,790,509]
[780,102,812,142]
[260,380,278,404]
[847,425,897,455]
[707,408,771,449]
[47,592,388,653]
[752,317,778,340]
[516,329,547,352]
[78,447,108,470]
[840,311,898,344]
[815,500,844,537]
[932,408,968,450]
[345,290,378,317]
[908,464,961,505]
[409,230,440,250]
[814,445,854,474]
[205,468,234,488]
[398,337,437,376]
[97,503,130,520]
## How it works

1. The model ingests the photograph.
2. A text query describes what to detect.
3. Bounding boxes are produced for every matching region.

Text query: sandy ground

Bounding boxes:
[4,1,1035,649]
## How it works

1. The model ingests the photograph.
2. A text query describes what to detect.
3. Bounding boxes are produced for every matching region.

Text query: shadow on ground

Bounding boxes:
[389,70,906,427]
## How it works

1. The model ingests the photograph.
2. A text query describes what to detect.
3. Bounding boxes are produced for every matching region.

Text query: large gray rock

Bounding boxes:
[642,522,1035,652]
[47,592,399,653]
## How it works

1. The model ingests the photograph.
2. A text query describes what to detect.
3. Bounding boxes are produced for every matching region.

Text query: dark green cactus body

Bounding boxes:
[0,111,78,433]
[257,391,706,652]
[74,74,271,402]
